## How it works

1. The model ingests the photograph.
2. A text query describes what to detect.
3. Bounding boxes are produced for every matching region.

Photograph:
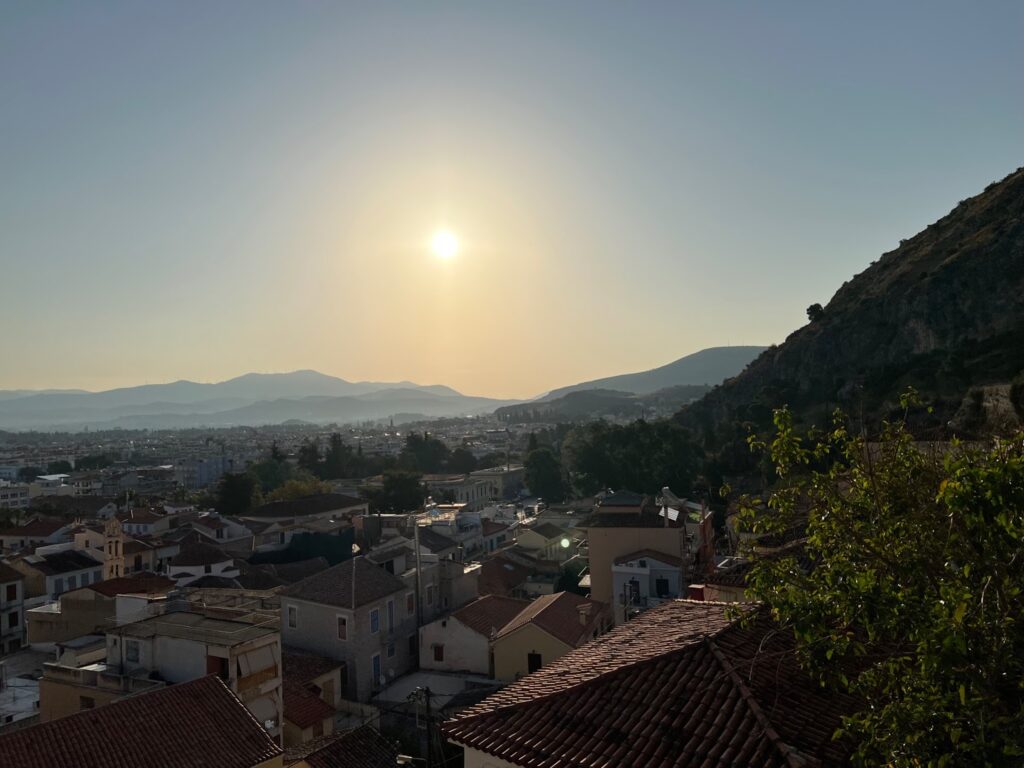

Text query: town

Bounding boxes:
[0,420,793,766]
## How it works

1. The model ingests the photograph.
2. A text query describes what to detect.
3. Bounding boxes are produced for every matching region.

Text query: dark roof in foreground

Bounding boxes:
[444,600,859,768]
[280,556,406,609]
[170,542,233,567]
[0,675,282,768]
[297,725,399,768]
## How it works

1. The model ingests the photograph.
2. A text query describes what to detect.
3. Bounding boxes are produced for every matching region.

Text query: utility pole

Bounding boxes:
[424,686,434,768]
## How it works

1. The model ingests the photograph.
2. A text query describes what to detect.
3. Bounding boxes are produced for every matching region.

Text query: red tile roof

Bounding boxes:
[80,573,176,598]
[283,679,336,729]
[295,725,399,768]
[613,548,684,567]
[481,520,509,536]
[494,591,608,647]
[452,595,530,638]
[0,561,23,584]
[444,601,859,767]
[0,675,282,768]
[477,555,531,597]
[170,542,232,567]
[281,556,406,609]
[283,648,343,685]
[0,518,66,537]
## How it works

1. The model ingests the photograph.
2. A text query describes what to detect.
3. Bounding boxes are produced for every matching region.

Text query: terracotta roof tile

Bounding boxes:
[80,573,176,598]
[283,679,335,729]
[281,556,406,609]
[444,601,859,767]
[246,493,366,519]
[477,555,530,597]
[481,520,509,536]
[170,542,232,567]
[283,648,343,684]
[296,725,399,768]
[0,675,282,768]
[451,595,530,638]
[613,548,684,567]
[495,592,608,647]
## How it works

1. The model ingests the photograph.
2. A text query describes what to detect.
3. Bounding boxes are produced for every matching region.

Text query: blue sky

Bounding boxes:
[2,2,1022,397]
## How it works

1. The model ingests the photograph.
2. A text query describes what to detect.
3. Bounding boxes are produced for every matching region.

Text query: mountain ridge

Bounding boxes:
[677,166,1024,442]
[539,346,766,401]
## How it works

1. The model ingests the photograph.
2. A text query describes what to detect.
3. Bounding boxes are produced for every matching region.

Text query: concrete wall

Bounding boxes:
[419,616,489,675]
[491,624,571,682]
[281,593,418,702]
[461,746,519,768]
[27,591,113,645]
[584,526,686,613]
[38,677,126,723]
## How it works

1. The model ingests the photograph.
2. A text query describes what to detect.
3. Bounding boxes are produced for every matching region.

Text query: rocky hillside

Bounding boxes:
[678,167,1024,442]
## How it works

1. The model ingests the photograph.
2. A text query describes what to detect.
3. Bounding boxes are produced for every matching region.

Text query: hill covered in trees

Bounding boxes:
[678,167,1024,446]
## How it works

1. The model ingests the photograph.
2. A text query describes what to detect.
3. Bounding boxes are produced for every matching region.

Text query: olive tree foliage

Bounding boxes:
[739,394,1024,767]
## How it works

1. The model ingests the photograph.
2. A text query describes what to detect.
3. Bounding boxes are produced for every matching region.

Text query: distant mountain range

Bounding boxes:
[538,346,766,401]
[0,372,512,431]
[497,385,713,423]
[0,346,766,432]
[677,166,1024,442]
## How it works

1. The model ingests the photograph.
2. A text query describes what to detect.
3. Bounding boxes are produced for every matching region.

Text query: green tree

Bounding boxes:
[561,419,702,496]
[267,472,332,502]
[249,457,292,493]
[215,472,260,516]
[321,433,354,479]
[446,447,478,474]
[363,470,425,513]
[297,439,322,476]
[399,432,450,474]
[740,400,1024,766]
[76,454,113,471]
[524,447,564,501]
[46,460,73,474]
[17,466,43,482]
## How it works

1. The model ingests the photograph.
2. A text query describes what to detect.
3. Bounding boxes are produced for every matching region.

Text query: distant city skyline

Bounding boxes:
[2,2,1022,399]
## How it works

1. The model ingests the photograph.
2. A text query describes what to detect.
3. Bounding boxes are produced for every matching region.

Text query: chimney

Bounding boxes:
[577,603,592,626]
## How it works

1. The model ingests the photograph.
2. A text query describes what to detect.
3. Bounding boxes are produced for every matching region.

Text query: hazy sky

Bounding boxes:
[2,2,1022,399]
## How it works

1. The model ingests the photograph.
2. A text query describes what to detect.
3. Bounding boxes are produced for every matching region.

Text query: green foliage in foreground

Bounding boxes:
[740,397,1024,766]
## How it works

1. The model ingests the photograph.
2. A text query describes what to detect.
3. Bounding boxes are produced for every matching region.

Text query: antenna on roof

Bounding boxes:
[351,552,357,610]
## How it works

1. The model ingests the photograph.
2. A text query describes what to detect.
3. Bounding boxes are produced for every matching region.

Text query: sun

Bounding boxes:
[430,229,459,260]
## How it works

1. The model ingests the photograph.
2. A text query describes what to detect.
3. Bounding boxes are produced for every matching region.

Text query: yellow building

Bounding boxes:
[490,591,609,681]
[578,491,688,620]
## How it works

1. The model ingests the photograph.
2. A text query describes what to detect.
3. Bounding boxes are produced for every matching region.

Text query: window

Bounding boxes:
[387,599,395,631]
[53,578,64,596]
[287,606,297,629]
[125,640,140,663]
[527,652,543,673]
[655,578,670,598]
[387,643,395,658]
[337,616,347,640]
[371,653,382,686]
[406,592,415,615]
[204,564,212,574]
[408,634,417,657]
[312,721,323,738]
[5,584,15,602]
[8,611,18,628]
[433,644,444,662]
[425,585,434,606]
[67,575,77,590]
[80,696,95,710]
[215,528,224,539]
[370,608,380,634]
